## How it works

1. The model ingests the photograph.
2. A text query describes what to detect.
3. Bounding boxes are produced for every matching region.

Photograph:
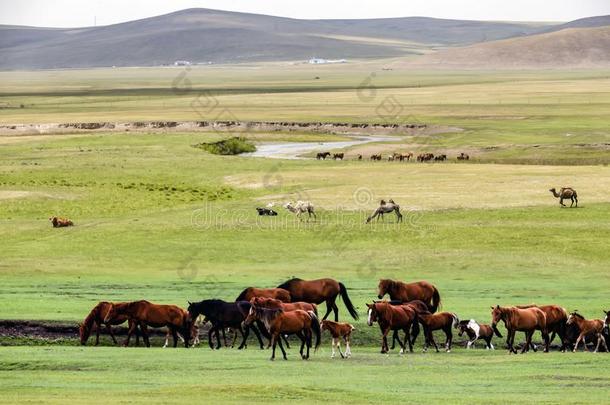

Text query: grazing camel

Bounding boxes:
[549,187,578,208]
[284,201,316,221]
[366,199,403,223]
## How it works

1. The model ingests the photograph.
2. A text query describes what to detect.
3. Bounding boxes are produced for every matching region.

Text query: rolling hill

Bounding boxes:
[0,8,548,69]
[404,26,610,69]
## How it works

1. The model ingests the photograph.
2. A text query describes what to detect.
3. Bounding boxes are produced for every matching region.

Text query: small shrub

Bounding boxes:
[193,137,256,155]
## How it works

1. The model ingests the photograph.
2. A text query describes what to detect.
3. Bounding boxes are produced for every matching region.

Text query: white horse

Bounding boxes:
[284,201,316,221]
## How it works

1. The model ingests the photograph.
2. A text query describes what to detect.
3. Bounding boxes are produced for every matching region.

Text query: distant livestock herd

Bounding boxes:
[317,151,469,161]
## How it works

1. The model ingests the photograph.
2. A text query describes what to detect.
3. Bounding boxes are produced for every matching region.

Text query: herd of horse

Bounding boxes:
[79,277,610,360]
[316,152,469,161]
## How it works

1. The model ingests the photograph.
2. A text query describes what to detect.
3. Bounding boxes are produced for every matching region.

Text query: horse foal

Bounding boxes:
[321,320,354,358]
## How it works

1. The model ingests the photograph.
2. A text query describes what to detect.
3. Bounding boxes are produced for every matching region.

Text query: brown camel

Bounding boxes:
[549,187,578,207]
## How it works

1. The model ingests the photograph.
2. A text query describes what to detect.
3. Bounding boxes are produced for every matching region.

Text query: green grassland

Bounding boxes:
[1,66,610,403]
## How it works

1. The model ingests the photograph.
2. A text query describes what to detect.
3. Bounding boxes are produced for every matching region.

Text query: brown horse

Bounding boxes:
[377,279,441,313]
[517,304,568,351]
[457,319,501,349]
[321,320,354,358]
[277,278,358,321]
[236,287,291,303]
[417,311,459,352]
[105,300,191,348]
[250,297,317,316]
[79,301,135,346]
[491,305,549,354]
[366,301,417,354]
[567,311,608,352]
[245,306,320,360]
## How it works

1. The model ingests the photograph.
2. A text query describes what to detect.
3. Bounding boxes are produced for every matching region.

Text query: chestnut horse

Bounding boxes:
[276,278,358,321]
[517,304,568,351]
[567,311,608,353]
[236,287,291,303]
[105,300,191,348]
[366,301,417,354]
[79,301,136,346]
[417,311,459,352]
[377,279,441,313]
[320,320,354,358]
[491,305,549,354]
[49,216,73,227]
[250,297,317,316]
[245,306,320,360]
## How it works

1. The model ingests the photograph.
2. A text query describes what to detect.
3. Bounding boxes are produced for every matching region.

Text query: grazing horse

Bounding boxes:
[316,152,331,160]
[491,305,549,354]
[567,311,608,353]
[104,300,192,348]
[457,319,501,349]
[333,153,344,160]
[284,201,316,221]
[236,287,291,303]
[366,301,417,354]
[366,199,403,223]
[245,306,321,360]
[321,320,354,358]
[370,154,382,161]
[276,278,359,321]
[417,311,459,352]
[457,152,469,160]
[187,299,265,350]
[517,304,568,351]
[49,216,73,227]
[79,301,135,346]
[377,279,441,313]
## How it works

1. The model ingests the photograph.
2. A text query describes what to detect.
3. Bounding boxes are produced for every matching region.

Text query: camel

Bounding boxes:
[284,201,316,221]
[549,187,578,208]
[366,199,403,223]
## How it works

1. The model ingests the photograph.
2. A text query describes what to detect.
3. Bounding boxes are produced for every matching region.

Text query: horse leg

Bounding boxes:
[331,300,339,322]
[123,321,137,347]
[238,326,248,350]
[270,335,277,361]
[573,334,583,352]
[322,299,333,321]
[251,324,265,350]
[221,328,228,347]
[381,327,390,353]
[282,334,291,349]
[172,327,179,348]
[277,335,288,360]
[107,324,118,345]
[330,337,336,358]
[508,329,517,354]
[336,337,344,359]
[410,320,420,346]
[522,331,532,354]
[406,327,414,353]
[208,326,216,349]
[445,327,453,352]
[345,336,351,357]
[93,322,101,346]
[543,330,550,353]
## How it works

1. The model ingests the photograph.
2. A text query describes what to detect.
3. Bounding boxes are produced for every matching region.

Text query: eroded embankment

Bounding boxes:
[0,120,438,136]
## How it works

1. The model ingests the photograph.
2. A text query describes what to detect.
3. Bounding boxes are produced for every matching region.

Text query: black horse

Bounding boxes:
[187,299,265,350]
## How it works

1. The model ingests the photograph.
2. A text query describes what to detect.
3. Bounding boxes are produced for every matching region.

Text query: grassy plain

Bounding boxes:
[1,65,610,403]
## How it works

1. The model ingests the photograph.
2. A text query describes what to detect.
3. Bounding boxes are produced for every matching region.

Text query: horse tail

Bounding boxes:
[430,287,441,313]
[309,311,321,351]
[451,313,459,329]
[312,303,318,317]
[339,282,359,320]
[235,287,250,302]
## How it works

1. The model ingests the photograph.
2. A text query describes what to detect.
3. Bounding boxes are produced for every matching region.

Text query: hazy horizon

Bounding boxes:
[1,0,609,28]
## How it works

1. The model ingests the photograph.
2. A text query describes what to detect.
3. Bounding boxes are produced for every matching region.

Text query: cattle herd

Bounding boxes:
[79,277,610,360]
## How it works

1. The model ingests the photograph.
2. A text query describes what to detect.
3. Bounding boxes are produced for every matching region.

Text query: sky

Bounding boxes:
[1,0,609,27]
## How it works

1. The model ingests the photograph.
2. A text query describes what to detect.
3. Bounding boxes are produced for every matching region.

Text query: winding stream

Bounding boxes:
[243,135,399,159]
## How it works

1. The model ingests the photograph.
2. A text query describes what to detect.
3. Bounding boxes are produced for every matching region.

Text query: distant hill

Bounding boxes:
[402,25,610,69]
[542,15,610,32]
[0,8,550,70]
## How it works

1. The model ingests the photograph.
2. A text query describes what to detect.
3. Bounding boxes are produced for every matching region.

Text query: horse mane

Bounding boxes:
[235,288,251,301]
[571,312,584,320]
[82,303,103,333]
[277,278,302,290]
[256,307,283,323]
